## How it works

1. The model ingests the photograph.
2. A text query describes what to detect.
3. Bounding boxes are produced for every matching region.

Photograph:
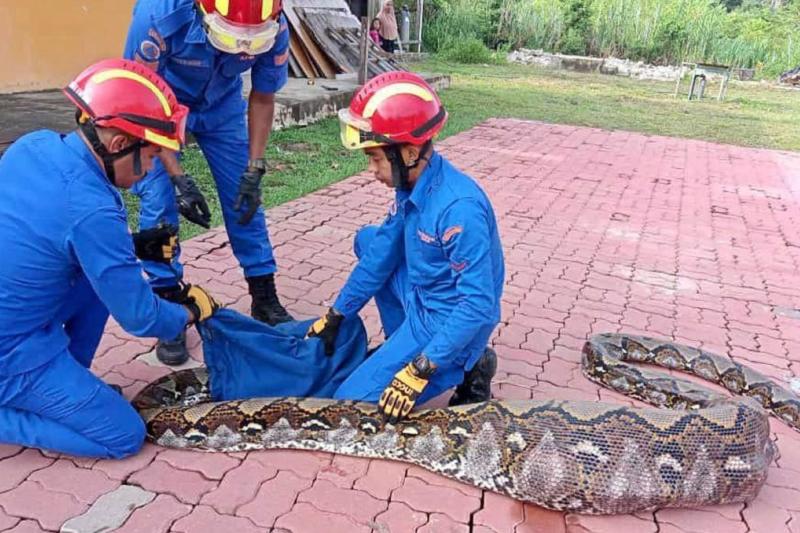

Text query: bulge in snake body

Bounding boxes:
[133,334,794,515]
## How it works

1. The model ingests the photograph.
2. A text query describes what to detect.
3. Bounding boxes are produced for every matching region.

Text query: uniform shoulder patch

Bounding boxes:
[139,39,162,62]
[442,225,463,242]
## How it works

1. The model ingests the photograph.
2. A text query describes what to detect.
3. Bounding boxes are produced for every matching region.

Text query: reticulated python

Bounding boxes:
[132,334,799,514]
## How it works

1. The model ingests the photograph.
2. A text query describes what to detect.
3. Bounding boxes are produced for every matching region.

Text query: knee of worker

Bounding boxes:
[354,225,380,259]
[102,408,146,459]
[92,390,147,459]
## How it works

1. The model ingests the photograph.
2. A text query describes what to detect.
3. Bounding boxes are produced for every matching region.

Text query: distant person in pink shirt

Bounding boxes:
[369,18,381,46]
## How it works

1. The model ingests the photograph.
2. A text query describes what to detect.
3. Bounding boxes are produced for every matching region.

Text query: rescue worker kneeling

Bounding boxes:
[306,72,505,424]
[0,59,219,459]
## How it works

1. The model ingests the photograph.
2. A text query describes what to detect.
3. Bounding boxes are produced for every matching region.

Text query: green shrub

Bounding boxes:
[439,37,497,63]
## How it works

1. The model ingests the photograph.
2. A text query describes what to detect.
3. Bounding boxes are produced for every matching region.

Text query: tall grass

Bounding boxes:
[423,0,800,76]
[496,0,564,51]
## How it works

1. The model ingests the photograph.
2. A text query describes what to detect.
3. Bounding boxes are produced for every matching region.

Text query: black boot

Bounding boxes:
[247,274,294,325]
[154,286,190,366]
[448,347,498,406]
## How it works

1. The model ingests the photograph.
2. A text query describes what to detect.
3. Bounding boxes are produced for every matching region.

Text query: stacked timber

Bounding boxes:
[283,0,404,79]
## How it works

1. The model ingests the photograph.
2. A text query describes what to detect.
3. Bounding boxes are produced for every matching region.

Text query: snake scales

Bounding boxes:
[132,334,799,514]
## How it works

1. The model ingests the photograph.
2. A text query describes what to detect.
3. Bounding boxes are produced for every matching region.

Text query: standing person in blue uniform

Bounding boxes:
[0,59,219,459]
[123,0,294,366]
[306,72,504,423]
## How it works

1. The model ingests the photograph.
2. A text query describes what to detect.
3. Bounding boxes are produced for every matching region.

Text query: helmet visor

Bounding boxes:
[203,12,280,55]
[338,108,388,150]
[140,103,189,151]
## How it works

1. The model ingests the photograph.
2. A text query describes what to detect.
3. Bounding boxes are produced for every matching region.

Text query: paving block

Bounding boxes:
[236,470,313,528]
[391,477,481,523]
[171,505,264,533]
[248,449,331,479]
[0,480,86,531]
[60,484,155,533]
[113,494,192,533]
[656,508,748,533]
[371,502,427,533]
[297,479,387,524]
[128,459,217,505]
[273,502,371,533]
[91,443,159,481]
[474,491,525,532]
[0,449,54,493]
[516,504,566,533]
[200,455,278,514]
[418,512,470,533]
[5,520,48,533]
[565,513,658,533]
[156,449,240,480]
[28,459,118,504]
[353,459,407,500]
[317,454,370,489]
[0,507,20,530]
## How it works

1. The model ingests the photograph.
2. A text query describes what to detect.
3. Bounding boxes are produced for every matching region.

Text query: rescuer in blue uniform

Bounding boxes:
[123,0,294,365]
[306,72,504,423]
[0,59,219,458]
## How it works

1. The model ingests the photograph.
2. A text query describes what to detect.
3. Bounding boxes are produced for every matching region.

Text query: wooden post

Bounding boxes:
[358,16,369,85]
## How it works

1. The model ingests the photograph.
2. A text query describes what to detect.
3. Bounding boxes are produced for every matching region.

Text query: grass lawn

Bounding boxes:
[128,59,800,240]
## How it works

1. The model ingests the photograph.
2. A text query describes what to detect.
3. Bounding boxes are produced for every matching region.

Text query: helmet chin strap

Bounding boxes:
[77,113,147,185]
[383,140,432,191]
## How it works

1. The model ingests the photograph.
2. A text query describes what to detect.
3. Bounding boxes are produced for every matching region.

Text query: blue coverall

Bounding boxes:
[0,131,189,458]
[123,0,290,288]
[332,152,505,403]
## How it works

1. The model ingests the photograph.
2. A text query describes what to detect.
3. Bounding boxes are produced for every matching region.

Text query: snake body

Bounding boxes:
[133,334,798,514]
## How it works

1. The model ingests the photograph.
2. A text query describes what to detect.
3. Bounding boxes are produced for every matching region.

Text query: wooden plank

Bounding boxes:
[298,9,357,73]
[287,54,301,77]
[330,25,403,75]
[358,16,368,85]
[283,0,338,78]
[289,31,318,78]
[292,5,405,79]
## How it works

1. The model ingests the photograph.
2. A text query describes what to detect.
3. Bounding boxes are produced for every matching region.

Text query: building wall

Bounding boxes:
[0,0,136,94]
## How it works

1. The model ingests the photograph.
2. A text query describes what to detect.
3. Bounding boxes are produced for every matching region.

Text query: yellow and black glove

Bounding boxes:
[379,354,437,424]
[305,307,344,356]
[132,224,178,264]
[180,284,219,324]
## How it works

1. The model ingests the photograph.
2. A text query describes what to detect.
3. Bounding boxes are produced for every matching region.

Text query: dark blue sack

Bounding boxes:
[197,309,368,401]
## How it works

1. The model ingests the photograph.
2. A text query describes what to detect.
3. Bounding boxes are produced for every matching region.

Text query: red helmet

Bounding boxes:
[63,58,188,151]
[197,0,283,55]
[339,71,447,150]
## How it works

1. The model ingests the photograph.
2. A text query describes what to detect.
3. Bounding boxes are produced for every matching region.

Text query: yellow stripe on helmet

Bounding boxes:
[144,129,180,151]
[362,83,434,118]
[262,0,274,20]
[89,69,172,117]
[215,0,230,16]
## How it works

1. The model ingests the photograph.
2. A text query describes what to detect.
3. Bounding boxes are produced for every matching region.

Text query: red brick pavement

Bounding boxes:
[1,118,800,532]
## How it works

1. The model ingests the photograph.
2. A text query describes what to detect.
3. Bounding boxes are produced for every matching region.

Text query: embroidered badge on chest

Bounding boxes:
[417,229,436,244]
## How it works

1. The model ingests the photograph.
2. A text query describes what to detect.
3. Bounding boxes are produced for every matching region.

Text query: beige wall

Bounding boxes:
[0,0,136,93]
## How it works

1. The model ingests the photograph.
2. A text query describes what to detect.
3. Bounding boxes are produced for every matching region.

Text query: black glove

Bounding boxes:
[171,174,211,228]
[132,224,179,264]
[305,307,344,356]
[234,164,265,225]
